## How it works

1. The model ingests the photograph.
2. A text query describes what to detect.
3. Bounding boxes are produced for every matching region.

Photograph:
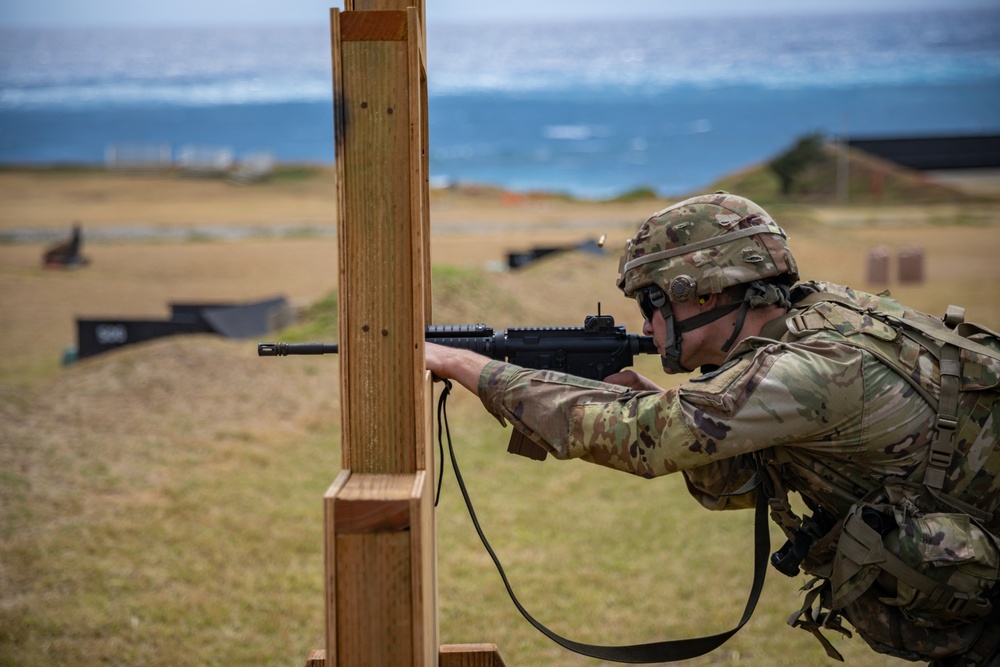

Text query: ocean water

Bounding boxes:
[1,9,998,197]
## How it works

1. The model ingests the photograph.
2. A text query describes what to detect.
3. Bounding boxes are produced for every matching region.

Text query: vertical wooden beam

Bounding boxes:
[328,474,416,664]
[325,470,438,665]
[335,7,426,474]
[327,3,436,666]
[320,372,437,664]
[325,3,505,664]
[322,471,351,664]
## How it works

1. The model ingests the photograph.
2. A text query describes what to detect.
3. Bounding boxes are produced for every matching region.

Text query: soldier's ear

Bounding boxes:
[697,293,726,310]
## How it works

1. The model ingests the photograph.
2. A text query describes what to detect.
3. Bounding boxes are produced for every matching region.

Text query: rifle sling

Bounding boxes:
[439,380,770,663]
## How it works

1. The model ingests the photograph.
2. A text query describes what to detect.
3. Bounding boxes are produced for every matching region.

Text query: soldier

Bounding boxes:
[426,192,1000,665]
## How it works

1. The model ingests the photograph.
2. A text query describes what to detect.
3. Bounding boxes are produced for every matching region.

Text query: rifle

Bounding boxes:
[259,310,657,460]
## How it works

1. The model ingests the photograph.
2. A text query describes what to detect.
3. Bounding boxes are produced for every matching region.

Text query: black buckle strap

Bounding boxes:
[924,346,962,490]
[945,592,994,618]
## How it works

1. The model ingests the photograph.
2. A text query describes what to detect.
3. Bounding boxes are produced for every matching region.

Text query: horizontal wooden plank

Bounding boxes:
[341,10,407,42]
[335,498,410,533]
[303,648,325,667]
[338,473,415,500]
[333,473,417,533]
[440,643,508,667]
[303,643,509,667]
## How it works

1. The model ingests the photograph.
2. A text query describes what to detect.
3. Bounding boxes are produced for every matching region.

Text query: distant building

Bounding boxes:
[176,145,234,176]
[847,135,1000,171]
[105,143,172,171]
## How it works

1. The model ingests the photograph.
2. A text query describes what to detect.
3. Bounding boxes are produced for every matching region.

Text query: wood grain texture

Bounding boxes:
[327,4,440,664]
[323,471,352,664]
[304,644,508,667]
[340,11,407,42]
[335,11,424,474]
[303,649,326,667]
[440,644,509,667]
[336,530,414,664]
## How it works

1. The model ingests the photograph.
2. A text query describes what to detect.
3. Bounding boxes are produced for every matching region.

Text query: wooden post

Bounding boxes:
[326,2,436,665]
[323,3,505,665]
[440,644,509,667]
[334,4,430,475]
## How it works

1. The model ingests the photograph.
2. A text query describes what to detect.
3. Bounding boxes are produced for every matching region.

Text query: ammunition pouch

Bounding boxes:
[829,480,1000,660]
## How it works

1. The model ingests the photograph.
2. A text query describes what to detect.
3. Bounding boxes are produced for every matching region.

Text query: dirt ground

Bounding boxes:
[1,167,999,382]
[0,168,664,380]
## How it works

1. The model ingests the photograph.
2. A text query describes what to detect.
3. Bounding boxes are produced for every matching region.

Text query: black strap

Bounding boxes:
[436,380,771,663]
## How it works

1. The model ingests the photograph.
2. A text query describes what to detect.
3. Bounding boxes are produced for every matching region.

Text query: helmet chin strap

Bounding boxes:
[658,300,743,373]
[659,280,792,372]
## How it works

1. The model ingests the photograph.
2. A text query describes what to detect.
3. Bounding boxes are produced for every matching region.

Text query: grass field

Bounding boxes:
[1,166,999,666]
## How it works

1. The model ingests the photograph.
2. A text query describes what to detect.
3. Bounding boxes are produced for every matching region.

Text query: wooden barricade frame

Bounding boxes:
[317,2,506,665]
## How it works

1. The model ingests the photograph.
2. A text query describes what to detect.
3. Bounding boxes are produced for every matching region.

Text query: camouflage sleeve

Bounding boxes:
[682,458,759,511]
[477,359,693,477]
[478,338,875,491]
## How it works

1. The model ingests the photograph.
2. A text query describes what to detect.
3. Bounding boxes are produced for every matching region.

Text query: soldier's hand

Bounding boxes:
[425,342,453,381]
[425,342,490,394]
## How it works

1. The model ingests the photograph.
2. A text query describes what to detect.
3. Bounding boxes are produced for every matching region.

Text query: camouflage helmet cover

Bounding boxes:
[618,192,799,300]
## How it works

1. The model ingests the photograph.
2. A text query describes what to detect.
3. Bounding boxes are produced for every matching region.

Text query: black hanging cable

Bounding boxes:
[434,378,452,507]
[433,379,772,663]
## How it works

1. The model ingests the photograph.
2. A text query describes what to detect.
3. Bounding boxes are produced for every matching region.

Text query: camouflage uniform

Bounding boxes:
[475,194,1000,664]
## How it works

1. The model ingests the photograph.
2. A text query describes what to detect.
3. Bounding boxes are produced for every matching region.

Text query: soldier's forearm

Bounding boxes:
[425,342,491,395]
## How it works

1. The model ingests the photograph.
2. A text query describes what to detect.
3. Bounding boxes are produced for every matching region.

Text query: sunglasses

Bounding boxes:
[635,285,668,322]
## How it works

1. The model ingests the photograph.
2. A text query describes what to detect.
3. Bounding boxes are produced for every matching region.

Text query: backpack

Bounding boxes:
[756,286,1000,661]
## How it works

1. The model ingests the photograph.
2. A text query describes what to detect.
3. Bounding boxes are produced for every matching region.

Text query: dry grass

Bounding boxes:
[1,167,999,666]
[0,335,340,665]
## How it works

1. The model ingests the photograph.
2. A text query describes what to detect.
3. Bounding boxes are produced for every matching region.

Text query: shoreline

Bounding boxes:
[2,162,998,236]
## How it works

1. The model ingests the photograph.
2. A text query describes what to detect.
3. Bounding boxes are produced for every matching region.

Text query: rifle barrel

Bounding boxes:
[258,342,338,356]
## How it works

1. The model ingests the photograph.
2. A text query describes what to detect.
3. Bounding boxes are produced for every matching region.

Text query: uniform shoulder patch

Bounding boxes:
[690,355,745,383]
[680,351,776,417]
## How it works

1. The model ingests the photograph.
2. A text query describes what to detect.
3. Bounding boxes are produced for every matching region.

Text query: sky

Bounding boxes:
[0,0,995,28]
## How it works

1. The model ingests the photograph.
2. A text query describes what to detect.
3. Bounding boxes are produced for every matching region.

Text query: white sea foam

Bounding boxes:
[0,78,331,108]
[2,10,999,197]
[2,10,998,109]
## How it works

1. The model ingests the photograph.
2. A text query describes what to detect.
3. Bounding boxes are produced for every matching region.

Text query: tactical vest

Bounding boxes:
[750,283,1000,662]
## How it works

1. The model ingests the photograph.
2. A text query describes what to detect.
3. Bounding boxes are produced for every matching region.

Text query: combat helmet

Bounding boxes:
[618,192,799,372]
[618,192,798,301]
